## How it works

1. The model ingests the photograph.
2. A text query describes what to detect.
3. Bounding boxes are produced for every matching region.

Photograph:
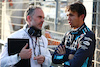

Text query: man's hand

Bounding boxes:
[19,43,32,59]
[34,55,45,64]
[57,45,66,54]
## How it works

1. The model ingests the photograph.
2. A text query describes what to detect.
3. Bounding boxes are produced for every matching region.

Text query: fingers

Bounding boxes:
[57,46,61,53]
[23,43,28,49]
[28,48,32,52]
[62,45,66,51]
[57,47,62,54]
[34,55,42,60]
[57,46,63,54]
[29,49,32,54]
[57,49,60,54]
[34,56,38,60]
[34,55,45,64]
[29,51,32,58]
[57,45,66,54]
[19,44,32,59]
[19,49,32,59]
[37,60,43,64]
[59,46,63,52]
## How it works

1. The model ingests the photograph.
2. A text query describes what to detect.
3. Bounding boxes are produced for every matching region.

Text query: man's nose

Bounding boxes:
[41,18,44,22]
[67,16,70,21]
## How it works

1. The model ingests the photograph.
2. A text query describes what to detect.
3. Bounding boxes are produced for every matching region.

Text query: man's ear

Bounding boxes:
[27,15,31,22]
[80,14,84,20]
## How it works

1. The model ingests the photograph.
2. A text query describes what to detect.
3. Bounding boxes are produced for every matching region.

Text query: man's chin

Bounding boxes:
[70,26,75,29]
[70,25,73,28]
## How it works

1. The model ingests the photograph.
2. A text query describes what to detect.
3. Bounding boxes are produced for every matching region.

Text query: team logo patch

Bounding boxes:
[83,41,90,46]
[84,37,92,41]
[78,43,88,50]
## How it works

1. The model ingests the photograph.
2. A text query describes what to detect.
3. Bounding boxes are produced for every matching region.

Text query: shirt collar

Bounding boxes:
[70,23,86,34]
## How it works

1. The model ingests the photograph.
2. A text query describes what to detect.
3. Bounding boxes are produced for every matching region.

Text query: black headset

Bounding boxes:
[28,26,42,37]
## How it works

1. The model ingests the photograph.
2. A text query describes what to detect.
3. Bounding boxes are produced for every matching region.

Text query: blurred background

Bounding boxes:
[0,0,100,67]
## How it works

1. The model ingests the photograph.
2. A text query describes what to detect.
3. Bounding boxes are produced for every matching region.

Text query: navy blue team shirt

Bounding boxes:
[52,23,96,67]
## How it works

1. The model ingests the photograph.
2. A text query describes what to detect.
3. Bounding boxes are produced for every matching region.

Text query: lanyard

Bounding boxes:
[32,37,44,56]
[31,38,37,56]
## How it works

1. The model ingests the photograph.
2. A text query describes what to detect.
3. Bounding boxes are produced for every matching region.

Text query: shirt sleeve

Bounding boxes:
[0,43,21,67]
[64,32,96,67]
[52,43,70,64]
[52,33,71,64]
